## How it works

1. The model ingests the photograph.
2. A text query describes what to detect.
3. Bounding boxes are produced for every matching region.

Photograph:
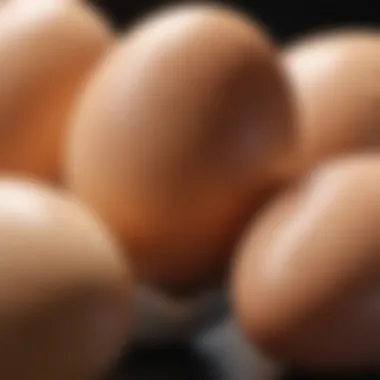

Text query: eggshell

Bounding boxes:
[282,29,380,176]
[232,154,380,370]
[65,4,295,292]
[0,178,132,380]
[0,0,113,181]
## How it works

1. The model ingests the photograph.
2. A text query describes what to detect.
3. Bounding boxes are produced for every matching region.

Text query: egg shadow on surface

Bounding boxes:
[284,371,380,380]
[109,343,218,380]
[106,325,380,380]
[106,316,284,380]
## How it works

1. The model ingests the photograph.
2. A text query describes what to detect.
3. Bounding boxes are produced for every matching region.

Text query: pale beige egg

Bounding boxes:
[0,178,132,380]
[283,29,380,177]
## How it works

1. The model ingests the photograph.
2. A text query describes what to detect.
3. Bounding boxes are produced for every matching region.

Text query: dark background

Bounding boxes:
[90,1,380,379]
[92,0,380,43]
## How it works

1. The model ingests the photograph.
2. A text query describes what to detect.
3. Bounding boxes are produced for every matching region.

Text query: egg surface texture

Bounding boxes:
[283,29,380,175]
[0,0,113,180]
[0,179,132,380]
[65,4,294,292]
[232,154,380,370]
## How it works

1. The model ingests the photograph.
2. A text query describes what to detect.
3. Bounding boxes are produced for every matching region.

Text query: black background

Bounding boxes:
[90,1,380,379]
[92,0,380,42]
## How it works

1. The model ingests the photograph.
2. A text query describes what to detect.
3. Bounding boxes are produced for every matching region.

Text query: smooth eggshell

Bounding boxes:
[232,154,380,370]
[0,0,113,181]
[283,29,380,177]
[0,178,132,380]
[65,4,295,292]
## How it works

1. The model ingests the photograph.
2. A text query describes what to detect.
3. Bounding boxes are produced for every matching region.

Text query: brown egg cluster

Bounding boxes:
[0,0,378,378]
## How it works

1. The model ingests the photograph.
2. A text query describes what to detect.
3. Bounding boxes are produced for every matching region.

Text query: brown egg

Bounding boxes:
[0,0,113,181]
[283,29,380,177]
[65,4,295,293]
[0,178,132,380]
[232,154,380,370]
